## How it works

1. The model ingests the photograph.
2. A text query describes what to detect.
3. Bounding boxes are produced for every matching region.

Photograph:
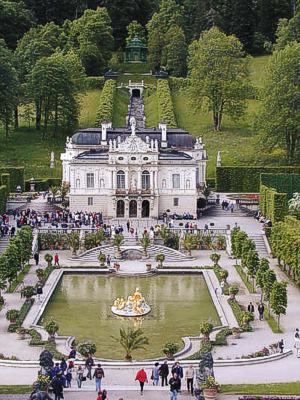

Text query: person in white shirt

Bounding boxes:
[185,365,195,395]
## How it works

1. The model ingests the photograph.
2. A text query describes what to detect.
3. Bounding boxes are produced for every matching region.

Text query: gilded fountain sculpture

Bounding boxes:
[111,288,151,317]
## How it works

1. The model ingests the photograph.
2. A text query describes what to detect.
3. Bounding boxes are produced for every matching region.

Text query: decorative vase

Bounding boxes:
[146,263,152,271]
[203,388,218,400]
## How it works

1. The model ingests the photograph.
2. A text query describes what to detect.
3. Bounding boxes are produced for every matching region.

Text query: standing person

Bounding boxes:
[74,365,84,388]
[54,253,60,267]
[51,373,64,400]
[66,365,73,388]
[126,220,130,232]
[279,339,284,353]
[135,368,148,395]
[85,354,94,380]
[258,303,265,321]
[34,252,39,266]
[294,329,300,358]
[93,364,105,392]
[159,360,169,387]
[248,302,254,314]
[171,362,183,392]
[169,373,180,400]
[185,365,194,395]
[220,280,225,295]
[151,362,160,386]
[106,255,111,268]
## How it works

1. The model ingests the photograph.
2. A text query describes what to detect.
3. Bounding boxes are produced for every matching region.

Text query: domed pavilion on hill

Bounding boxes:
[124,37,147,63]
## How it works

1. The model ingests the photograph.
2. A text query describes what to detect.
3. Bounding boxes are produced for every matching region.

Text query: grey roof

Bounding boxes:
[75,149,109,160]
[159,150,193,160]
[71,128,195,149]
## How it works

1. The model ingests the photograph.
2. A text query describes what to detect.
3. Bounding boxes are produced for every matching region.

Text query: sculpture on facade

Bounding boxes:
[130,116,136,135]
[217,151,222,167]
[50,151,55,169]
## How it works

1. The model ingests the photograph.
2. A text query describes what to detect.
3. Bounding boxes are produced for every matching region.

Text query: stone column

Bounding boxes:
[137,168,142,190]
[150,170,153,190]
[125,168,129,190]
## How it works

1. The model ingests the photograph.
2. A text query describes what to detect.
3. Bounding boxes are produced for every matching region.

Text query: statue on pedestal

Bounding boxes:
[196,351,214,387]
[50,151,55,169]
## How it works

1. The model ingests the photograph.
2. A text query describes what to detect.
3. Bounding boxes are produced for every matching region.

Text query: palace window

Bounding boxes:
[174,198,179,206]
[88,197,93,206]
[76,178,80,188]
[186,179,190,189]
[172,174,180,189]
[86,173,94,188]
[142,170,150,189]
[117,170,125,189]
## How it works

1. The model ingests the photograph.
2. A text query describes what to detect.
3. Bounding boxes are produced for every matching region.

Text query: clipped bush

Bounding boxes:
[21,286,36,299]
[95,79,116,125]
[6,309,20,322]
[199,321,214,340]
[157,80,177,127]
[78,341,97,357]
[162,342,179,359]
[44,254,53,267]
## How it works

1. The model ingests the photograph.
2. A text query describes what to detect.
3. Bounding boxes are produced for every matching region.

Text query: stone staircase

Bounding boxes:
[128,96,145,129]
[15,201,63,214]
[202,204,256,218]
[71,244,193,264]
[248,234,269,258]
[0,235,9,254]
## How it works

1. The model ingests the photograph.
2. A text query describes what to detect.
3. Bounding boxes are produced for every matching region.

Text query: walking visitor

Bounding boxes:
[159,360,169,386]
[169,373,181,400]
[86,354,94,380]
[135,368,148,395]
[185,365,195,394]
[258,303,265,321]
[294,328,300,357]
[151,362,160,386]
[93,363,105,392]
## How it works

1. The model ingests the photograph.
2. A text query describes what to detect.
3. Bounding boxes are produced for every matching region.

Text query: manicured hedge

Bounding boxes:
[216,166,300,192]
[270,216,300,282]
[157,80,177,127]
[0,167,24,191]
[85,76,105,90]
[0,185,7,213]
[95,79,116,126]
[25,178,61,192]
[169,77,188,91]
[260,184,287,223]
[261,173,300,201]
[206,178,216,189]
[1,174,10,195]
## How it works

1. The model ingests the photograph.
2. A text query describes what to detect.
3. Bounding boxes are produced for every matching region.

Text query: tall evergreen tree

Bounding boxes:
[162,25,187,76]
[0,0,34,49]
[126,20,146,44]
[0,39,18,139]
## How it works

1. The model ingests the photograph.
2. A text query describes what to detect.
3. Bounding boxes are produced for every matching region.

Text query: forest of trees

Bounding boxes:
[0,0,300,162]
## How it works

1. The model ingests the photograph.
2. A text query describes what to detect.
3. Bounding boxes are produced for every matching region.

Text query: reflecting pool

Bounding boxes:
[41,274,220,359]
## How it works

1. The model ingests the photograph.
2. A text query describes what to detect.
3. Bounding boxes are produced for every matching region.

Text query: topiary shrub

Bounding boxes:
[77,341,97,357]
[6,309,20,323]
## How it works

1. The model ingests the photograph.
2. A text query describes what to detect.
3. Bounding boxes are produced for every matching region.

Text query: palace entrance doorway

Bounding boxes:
[129,200,137,218]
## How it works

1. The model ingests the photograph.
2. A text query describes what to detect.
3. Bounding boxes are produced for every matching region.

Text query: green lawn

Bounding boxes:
[221,382,300,394]
[144,88,159,128]
[113,88,130,127]
[79,89,102,128]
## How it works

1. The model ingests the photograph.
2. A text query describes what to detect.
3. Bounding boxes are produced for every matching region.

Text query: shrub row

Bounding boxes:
[157,79,177,127]
[260,184,287,223]
[0,185,7,213]
[270,216,300,282]
[261,173,300,201]
[84,76,105,90]
[228,299,253,332]
[0,167,24,191]
[169,77,188,91]
[25,178,62,192]
[8,299,33,332]
[95,79,116,126]
[216,166,300,192]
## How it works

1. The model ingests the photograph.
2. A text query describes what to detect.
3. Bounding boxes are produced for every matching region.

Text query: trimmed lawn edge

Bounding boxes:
[0,386,32,394]
[235,264,256,294]
[221,381,300,394]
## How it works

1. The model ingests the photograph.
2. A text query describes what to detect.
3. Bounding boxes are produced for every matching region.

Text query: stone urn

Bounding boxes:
[203,388,218,400]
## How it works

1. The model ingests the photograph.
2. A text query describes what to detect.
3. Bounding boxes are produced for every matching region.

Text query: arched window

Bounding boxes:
[117,170,125,189]
[76,179,80,188]
[100,178,105,188]
[142,170,150,189]
[162,179,166,189]
[186,179,190,189]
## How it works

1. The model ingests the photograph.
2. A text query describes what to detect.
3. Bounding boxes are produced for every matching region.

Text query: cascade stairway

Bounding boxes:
[248,234,269,258]
[0,235,9,254]
[202,204,256,218]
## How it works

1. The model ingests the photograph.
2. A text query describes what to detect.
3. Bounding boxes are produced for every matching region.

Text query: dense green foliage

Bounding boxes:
[156,79,176,127]
[188,27,251,131]
[261,173,300,200]
[0,186,6,213]
[95,79,116,125]
[258,43,300,164]
[260,184,287,223]
[216,166,300,192]
[270,216,300,282]
[25,177,61,191]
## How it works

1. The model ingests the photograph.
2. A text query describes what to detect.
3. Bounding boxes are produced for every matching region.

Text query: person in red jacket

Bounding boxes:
[135,368,148,395]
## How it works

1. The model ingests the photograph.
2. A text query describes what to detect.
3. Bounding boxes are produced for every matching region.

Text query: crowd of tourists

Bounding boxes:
[30,354,204,400]
[0,213,15,237]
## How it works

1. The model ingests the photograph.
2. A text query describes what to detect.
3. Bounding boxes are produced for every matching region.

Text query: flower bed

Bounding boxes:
[239,397,300,400]
[38,232,70,250]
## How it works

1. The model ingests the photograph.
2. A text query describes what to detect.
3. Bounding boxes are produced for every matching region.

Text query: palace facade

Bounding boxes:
[61,121,207,218]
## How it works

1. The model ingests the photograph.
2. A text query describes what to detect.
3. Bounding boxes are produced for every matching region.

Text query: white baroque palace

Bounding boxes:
[61,120,207,218]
